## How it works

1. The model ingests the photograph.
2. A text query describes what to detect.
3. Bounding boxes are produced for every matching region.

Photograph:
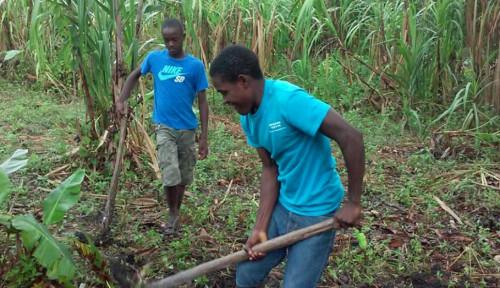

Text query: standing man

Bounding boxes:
[209,45,365,287]
[117,18,209,235]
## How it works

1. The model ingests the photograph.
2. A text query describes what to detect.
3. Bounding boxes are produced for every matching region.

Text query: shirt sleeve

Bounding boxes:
[140,53,152,75]
[195,61,209,92]
[282,89,331,137]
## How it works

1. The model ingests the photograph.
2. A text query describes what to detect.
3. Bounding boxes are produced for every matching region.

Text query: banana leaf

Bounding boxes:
[12,214,76,281]
[43,169,85,225]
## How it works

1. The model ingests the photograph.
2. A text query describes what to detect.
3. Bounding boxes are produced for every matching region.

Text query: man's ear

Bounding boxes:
[237,74,250,88]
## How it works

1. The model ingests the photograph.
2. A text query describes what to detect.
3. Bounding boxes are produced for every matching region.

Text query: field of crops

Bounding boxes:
[1,0,499,287]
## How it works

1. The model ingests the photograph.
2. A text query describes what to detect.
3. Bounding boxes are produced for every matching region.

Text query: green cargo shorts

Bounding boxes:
[156,124,197,187]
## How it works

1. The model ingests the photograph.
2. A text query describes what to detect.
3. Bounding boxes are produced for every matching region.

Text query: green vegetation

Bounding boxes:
[1,78,498,286]
[1,0,499,287]
[0,148,86,285]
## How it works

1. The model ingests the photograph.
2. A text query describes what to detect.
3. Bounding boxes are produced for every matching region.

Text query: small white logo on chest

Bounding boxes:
[174,75,185,83]
[269,121,286,133]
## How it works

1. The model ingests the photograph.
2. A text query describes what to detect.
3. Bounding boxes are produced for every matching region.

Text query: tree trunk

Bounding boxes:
[79,65,99,139]
[100,0,127,236]
[491,40,500,112]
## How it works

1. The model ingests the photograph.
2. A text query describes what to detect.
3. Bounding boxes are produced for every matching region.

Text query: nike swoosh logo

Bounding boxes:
[158,72,186,81]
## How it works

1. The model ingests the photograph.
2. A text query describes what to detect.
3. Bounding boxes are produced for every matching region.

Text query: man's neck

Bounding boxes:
[169,50,185,59]
[251,79,265,114]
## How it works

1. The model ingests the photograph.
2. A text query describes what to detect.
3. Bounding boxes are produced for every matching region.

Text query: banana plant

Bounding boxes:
[0,150,85,284]
[0,149,28,208]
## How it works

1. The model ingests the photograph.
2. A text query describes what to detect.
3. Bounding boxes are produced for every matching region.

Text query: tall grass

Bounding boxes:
[1,0,498,136]
[0,0,31,51]
[465,0,500,111]
[22,0,159,141]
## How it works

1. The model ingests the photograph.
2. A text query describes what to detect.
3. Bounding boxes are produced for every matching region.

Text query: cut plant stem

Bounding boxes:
[100,116,128,235]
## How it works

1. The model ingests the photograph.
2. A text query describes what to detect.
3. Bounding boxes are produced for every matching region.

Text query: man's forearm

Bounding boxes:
[198,92,209,139]
[119,68,141,102]
[341,132,364,204]
[254,166,279,232]
[319,109,365,204]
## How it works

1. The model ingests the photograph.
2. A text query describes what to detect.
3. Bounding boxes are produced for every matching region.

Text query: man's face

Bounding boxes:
[212,75,255,115]
[162,26,184,57]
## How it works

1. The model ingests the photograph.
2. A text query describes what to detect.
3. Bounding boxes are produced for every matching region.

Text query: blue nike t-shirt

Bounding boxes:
[240,79,345,216]
[141,50,208,129]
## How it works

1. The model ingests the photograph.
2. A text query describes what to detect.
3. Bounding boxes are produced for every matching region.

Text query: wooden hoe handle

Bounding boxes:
[148,217,340,288]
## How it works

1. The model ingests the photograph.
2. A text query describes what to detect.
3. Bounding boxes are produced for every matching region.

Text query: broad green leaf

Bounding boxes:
[0,149,28,175]
[0,170,10,208]
[3,49,23,62]
[0,213,13,228]
[43,169,85,225]
[12,214,75,281]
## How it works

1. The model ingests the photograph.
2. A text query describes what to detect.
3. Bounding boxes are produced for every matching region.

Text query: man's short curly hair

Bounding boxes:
[209,45,263,82]
[161,18,184,34]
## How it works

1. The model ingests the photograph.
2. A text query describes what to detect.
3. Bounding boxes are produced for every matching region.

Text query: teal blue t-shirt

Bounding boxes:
[240,79,344,216]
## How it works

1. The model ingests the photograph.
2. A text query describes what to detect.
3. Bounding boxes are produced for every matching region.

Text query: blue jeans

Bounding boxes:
[236,203,336,288]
